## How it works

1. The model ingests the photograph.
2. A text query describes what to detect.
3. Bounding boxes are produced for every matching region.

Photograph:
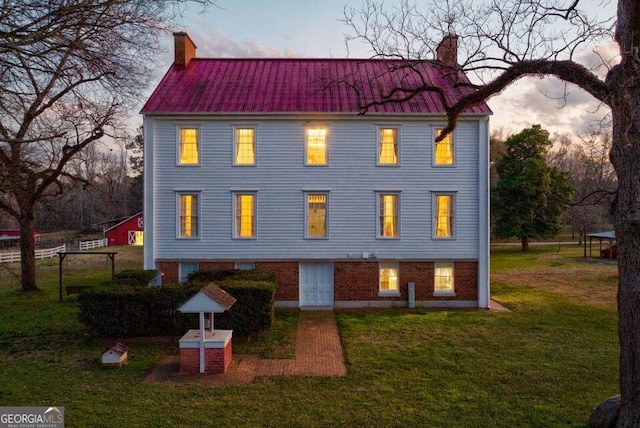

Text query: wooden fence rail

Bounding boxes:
[79,238,108,250]
[0,244,66,263]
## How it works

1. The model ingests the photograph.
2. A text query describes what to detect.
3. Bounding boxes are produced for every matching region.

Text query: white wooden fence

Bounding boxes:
[79,238,108,250]
[0,244,66,263]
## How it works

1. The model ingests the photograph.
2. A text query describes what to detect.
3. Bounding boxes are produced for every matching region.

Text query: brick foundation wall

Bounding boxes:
[179,343,232,374]
[255,262,299,301]
[400,261,478,301]
[452,261,478,301]
[399,261,432,301]
[157,261,179,284]
[157,260,478,304]
[199,261,236,272]
[334,261,379,301]
[334,261,477,302]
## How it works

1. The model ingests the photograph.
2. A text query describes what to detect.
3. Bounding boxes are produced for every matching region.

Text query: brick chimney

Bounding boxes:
[436,34,458,68]
[174,32,197,67]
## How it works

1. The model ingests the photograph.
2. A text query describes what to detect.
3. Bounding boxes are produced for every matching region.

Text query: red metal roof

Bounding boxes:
[141,58,491,115]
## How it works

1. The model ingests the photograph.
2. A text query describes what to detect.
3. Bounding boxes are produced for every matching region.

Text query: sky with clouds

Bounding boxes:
[144,0,618,138]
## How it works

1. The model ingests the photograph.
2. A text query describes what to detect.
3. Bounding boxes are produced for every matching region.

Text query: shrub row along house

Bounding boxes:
[141,33,491,309]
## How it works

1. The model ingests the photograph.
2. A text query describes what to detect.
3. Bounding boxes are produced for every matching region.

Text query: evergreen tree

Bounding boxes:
[492,125,574,251]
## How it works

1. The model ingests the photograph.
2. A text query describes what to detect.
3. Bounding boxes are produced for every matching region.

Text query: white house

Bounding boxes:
[141,32,491,309]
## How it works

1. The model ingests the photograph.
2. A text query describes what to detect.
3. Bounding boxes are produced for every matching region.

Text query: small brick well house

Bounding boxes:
[141,32,491,309]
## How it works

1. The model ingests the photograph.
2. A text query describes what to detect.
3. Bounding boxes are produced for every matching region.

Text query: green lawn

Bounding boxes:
[0,244,618,427]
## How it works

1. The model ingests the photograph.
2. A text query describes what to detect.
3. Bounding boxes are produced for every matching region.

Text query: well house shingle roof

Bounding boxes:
[141,58,491,115]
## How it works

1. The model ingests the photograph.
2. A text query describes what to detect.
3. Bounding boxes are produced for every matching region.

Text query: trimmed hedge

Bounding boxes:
[214,279,275,338]
[78,284,199,337]
[110,269,158,287]
[78,273,276,338]
[188,269,275,283]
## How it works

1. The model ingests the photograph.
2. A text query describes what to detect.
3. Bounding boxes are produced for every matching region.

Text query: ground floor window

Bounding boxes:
[379,261,399,295]
[179,262,199,283]
[434,262,455,296]
[235,262,256,270]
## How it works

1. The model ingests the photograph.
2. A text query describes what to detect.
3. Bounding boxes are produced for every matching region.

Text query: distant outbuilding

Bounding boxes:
[105,213,143,246]
[585,231,617,259]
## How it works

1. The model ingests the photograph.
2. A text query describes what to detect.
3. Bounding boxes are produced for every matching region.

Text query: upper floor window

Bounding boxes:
[378,128,398,165]
[306,127,328,165]
[434,262,455,296]
[178,193,199,238]
[434,129,454,165]
[434,193,454,238]
[179,128,199,165]
[306,193,328,238]
[234,193,256,238]
[378,193,399,238]
[379,261,399,295]
[235,128,256,165]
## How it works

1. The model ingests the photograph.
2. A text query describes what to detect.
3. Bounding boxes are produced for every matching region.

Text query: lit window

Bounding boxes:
[379,261,399,294]
[306,127,327,165]
[379,193,399,238]
[178,193,199,238]
[235,128,255,165]
[434,194,454,238]
[434,129,454,165]
[179,262,199,283]
[179,128,199,165]
[434,262,455,296]
[378,128,398,165]
[306,193,327,238]
[235,193,255,238]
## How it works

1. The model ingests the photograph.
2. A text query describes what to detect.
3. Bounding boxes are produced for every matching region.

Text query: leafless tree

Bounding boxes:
[0,0,214,292]
[344,0,640,424]
[547,125,617,243]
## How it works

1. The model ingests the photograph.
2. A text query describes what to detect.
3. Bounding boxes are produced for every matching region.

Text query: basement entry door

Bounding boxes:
[299,263,334,307]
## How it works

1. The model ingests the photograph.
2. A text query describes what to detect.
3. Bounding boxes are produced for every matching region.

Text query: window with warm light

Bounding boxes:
[434,193,454,238]
[378,128,398,165]
[179,262,199,283]
[434,129,454,165]
[234,193,255,238]
[179,128,199,165]
[306,193,327,238]
[178,193,199,238]
[379,261,399,294]
[235,128,255,165]
[306,127,328,165]
[434,262,455,296]
[378,193,399,238]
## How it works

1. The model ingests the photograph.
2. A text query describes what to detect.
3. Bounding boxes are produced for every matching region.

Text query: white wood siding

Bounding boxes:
[147,117,486,262]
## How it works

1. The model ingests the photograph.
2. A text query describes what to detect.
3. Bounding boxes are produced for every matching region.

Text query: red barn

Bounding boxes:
[105,213,143,246]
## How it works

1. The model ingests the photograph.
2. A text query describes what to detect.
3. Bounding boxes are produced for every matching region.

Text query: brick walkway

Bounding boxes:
[144,311,347,386]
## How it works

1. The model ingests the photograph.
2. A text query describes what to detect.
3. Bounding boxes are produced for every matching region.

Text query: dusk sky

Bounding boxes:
[144,0,618,139]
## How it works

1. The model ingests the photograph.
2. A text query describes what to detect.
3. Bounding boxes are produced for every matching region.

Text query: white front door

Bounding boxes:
[299,263,334,307]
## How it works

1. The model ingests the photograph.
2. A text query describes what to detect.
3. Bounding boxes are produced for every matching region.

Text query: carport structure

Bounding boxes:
[585,231,616,259]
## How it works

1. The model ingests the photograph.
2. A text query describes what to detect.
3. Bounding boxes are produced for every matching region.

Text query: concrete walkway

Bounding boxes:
[144,311,347,386]
[489,299,512,313]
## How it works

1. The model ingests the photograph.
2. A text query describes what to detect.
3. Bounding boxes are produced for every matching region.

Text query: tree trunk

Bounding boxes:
[18,199,39,292]
[610,86,640,427]
[521,236,529,252]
